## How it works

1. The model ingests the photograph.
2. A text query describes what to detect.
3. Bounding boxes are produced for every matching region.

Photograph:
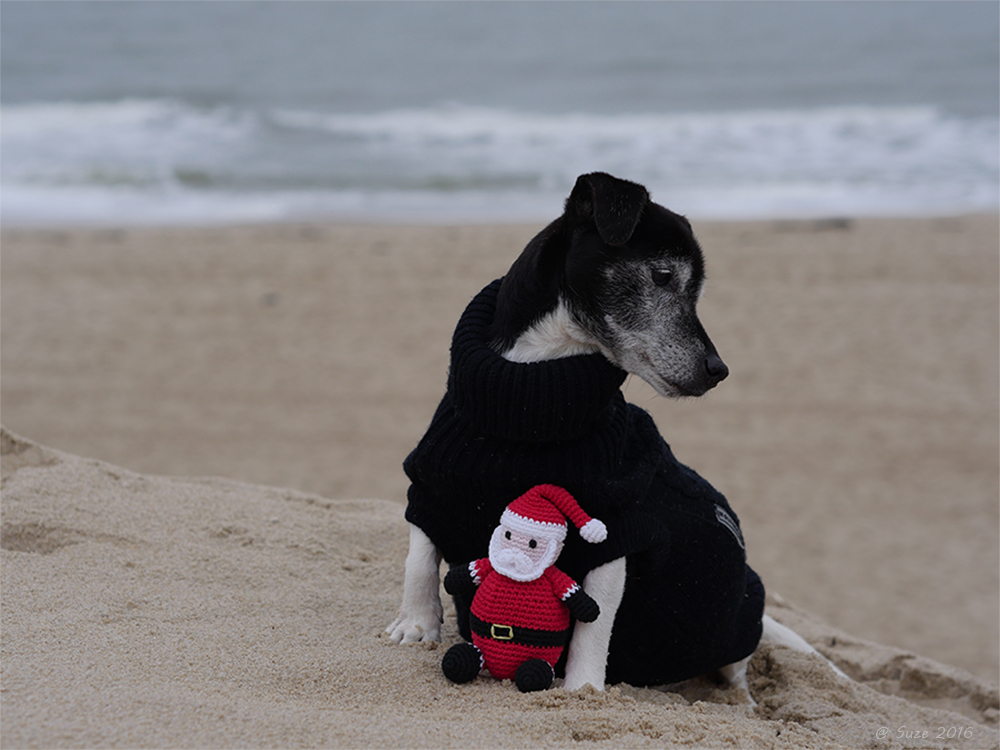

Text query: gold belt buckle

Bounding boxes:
[490,623,514,641]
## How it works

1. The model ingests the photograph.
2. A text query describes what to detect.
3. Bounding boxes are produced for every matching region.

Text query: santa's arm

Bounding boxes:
[547,568,600,623]
[443,558,492,597]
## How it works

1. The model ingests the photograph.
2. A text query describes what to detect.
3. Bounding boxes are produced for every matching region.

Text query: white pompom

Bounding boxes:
[579,518,607,544]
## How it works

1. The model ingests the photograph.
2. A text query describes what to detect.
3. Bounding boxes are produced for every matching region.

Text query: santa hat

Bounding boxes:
[500,484,607,544]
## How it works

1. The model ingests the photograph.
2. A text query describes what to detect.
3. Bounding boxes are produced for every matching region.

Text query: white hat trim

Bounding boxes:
[500,508,568,542]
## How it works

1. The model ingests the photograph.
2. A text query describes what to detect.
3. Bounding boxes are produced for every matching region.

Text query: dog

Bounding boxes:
[387,172,843,697]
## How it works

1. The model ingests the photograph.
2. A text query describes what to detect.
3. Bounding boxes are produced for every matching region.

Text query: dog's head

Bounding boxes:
[494,172,728,398]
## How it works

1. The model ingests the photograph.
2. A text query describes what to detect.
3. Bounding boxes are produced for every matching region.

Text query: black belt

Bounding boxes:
[470,613,570,648]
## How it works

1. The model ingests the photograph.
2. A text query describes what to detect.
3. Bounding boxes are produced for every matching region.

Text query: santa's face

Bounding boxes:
[488,522,562,582]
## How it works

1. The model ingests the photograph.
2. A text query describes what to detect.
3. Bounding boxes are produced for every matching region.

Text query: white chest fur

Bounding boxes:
[501,299,601,363]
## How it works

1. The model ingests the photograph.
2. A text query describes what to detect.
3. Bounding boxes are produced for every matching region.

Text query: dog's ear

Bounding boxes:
[565,172,650,246]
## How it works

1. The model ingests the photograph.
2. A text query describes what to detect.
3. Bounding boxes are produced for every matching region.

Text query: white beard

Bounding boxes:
[488,525,561,582]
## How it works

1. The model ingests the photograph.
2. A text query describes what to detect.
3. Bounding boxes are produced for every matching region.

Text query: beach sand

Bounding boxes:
[2,427,997,749]
[2,216,998,747]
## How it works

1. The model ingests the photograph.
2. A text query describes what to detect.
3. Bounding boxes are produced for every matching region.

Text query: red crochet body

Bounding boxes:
[469,558,578,680]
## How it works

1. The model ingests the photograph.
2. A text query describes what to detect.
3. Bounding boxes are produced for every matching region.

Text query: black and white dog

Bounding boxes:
[387,172,840,696]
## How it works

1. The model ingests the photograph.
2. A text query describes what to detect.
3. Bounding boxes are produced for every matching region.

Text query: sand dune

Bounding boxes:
[2,427,996,748]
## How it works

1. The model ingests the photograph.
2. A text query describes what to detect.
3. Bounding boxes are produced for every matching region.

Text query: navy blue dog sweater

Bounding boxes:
[404,279,765,685]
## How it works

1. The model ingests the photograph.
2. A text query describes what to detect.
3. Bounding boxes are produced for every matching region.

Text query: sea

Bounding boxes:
[2,1,998,225]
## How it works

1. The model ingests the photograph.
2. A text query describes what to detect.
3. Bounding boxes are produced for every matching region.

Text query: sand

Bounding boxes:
[2,427,997,749]
[1,216,998,747]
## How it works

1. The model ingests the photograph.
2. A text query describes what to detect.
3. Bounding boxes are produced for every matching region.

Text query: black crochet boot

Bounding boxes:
[515,659,554,692]
[442,643,482,684]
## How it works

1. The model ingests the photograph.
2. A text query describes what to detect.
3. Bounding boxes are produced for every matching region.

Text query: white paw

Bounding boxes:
[385,609,442,644]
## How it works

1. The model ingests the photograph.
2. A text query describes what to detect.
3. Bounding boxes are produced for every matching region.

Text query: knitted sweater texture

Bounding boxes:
[404,279,765,685]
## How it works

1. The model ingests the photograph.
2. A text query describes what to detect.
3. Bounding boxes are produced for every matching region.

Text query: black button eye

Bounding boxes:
[652,269,673,287]
[528,539,537,549]
[505,531,511,540]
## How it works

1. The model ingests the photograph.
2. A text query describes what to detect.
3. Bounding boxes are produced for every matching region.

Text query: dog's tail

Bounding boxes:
[761,614,849,679]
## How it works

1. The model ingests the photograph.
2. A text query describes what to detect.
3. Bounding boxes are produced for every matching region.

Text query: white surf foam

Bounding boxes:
[2,100,996,225]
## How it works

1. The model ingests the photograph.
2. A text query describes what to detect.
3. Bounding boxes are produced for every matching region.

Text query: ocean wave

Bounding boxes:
[266,103,999,189]
[2,99,996,224]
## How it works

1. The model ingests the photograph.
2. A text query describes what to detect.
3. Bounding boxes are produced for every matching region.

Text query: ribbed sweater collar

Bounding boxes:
[447,279,628,442]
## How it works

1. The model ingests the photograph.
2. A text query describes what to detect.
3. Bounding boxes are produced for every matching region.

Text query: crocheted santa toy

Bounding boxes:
[441,484,607,692]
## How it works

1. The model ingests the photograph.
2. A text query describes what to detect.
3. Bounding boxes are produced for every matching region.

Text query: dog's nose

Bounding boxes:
[705,353,729,385]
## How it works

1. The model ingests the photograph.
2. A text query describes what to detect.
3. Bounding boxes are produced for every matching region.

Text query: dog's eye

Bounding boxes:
[651,269,673,287]
[505,531,511,540]
[528,539,537,549]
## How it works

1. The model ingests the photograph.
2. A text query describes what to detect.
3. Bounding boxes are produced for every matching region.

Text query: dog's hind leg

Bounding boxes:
[385,524,443,643]
[562,557,627,691]
[718,655,756,708]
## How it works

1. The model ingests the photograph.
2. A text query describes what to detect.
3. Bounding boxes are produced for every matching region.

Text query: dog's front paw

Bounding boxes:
[561,666,606,692]
[385,609,442,644]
